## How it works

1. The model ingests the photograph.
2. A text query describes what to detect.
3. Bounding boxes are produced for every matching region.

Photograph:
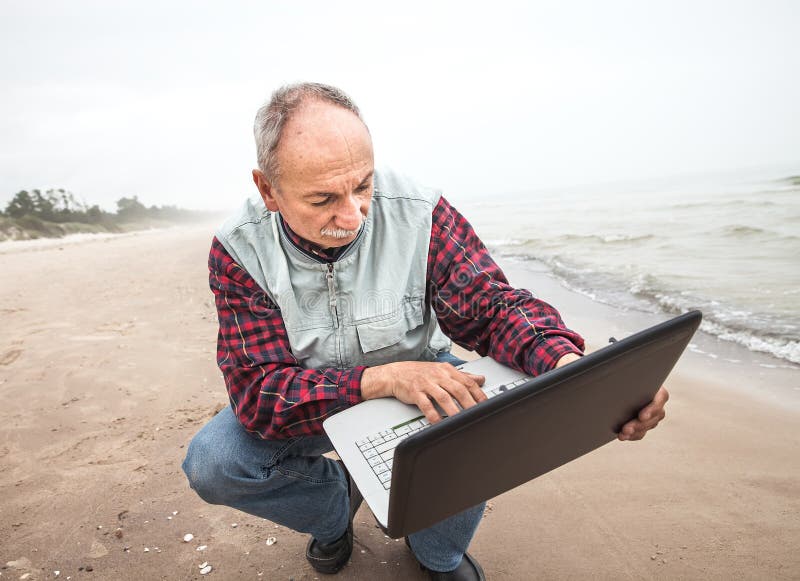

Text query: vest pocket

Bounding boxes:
[354,298,424,360]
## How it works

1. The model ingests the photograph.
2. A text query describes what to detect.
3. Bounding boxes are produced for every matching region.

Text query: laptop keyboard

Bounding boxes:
[356,376,531,490]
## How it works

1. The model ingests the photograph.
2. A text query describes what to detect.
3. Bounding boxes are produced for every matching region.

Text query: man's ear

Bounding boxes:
[252,169,280,212]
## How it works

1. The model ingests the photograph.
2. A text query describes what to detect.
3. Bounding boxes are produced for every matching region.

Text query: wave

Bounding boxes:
[670,199,780,210]
[483,238,527,247]
[720,225,768,237]
[558,233,655,244]
[701,320,800,364]
[627,273,800,364]
[486,234,655,249]
[497,249,800,365]
[717,225,799,241]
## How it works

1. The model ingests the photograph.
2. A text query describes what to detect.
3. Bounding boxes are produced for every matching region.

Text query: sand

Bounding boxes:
[0,225,798,580]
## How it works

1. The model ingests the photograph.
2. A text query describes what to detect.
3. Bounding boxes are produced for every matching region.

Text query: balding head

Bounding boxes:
[253,82,367,184]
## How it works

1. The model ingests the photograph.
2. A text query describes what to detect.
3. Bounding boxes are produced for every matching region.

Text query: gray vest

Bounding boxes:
[215,169,451,369]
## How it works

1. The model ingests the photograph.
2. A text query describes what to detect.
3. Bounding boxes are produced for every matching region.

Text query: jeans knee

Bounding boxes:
[182,432,226,504]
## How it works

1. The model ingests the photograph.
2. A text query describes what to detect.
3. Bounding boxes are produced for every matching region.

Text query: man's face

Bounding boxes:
[253,100,374,248]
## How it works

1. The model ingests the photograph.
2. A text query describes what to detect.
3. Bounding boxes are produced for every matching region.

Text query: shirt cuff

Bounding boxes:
[528,336,585,376]
[338,366,367,407]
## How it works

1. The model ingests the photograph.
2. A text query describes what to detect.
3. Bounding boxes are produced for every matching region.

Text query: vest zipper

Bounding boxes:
[326,263,340,329]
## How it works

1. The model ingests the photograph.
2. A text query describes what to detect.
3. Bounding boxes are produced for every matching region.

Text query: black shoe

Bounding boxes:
[306,521,353,575]
[405,537,486,581]
[305,460,363,575]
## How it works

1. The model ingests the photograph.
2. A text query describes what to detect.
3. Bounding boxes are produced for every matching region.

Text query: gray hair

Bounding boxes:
[253,82,363,183]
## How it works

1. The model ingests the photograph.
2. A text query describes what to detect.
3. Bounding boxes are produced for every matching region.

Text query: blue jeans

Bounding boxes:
[181,352,485,572]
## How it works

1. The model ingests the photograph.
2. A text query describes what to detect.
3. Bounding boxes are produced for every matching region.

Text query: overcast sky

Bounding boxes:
[1,0,798,211]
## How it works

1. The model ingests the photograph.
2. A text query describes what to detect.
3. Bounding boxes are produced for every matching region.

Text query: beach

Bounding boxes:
[1,225,798,580]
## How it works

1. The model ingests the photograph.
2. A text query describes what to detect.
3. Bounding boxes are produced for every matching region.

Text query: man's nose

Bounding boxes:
[334,195,364,230]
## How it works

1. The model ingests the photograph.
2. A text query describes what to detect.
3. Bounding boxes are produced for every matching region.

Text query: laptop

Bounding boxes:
[323,310,702,538]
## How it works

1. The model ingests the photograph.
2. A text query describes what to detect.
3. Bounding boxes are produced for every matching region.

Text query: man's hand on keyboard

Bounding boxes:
[361,362,486,424]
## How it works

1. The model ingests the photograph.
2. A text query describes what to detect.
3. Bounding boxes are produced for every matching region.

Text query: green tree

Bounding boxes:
[29,189,56,221]
[5,190,35,218]
[115,196,148,221]
[47,189,87,222]
[85,204,112,224]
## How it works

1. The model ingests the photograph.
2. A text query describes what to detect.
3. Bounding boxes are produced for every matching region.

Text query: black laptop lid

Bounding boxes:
[385,310,702,537]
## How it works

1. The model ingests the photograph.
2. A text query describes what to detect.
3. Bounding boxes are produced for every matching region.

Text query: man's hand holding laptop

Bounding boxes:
[361,353,669,440]
[556,352,669,441]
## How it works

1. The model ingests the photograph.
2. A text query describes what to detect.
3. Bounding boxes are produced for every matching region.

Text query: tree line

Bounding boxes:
[1,189,199,224]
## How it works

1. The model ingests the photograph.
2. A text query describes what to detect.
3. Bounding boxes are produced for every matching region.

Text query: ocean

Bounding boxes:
[455,169,800,366]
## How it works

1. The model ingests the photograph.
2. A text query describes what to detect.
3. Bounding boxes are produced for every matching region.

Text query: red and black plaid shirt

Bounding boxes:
[209,196,584,439]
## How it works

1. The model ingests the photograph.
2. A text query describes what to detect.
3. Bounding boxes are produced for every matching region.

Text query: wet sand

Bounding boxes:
[0,225,798,580]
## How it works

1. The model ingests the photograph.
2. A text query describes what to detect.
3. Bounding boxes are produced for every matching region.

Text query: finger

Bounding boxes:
[469,381,488,403]
[626,430,647,441]
[619,412,665,440]
[640,387,670,421]
[440,378,477,410]
[415,394,443,424]
[463,372,486,387]
[618,428,646,441]
[451,371,487,404]
[446,369,486,402]
[461,373,488,402]
[437,366,484,405]
[631,408,666,431]
[648,409,666,427]
[619,422,637,439]
[429,386,462,418]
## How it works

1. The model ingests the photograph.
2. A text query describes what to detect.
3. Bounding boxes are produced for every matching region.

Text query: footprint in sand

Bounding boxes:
[0,349,22,366]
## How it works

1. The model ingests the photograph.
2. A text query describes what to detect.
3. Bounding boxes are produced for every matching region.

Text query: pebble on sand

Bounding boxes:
[266,537,277,546]
[200,565,212,575]
[196,545,208,552]
[183,534,194,542]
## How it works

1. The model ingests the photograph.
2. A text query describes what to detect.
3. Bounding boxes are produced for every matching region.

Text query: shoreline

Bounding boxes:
[0,225,797,580]
[0,222,220,257]
[0,210,224,249]
[499,256,800,411]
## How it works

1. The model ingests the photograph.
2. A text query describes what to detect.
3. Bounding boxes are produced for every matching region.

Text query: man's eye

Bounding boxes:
[311,197,331,207]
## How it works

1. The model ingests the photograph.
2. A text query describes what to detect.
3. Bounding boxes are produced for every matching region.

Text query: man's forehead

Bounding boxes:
[277,101,373,187]
[283,100,369,147]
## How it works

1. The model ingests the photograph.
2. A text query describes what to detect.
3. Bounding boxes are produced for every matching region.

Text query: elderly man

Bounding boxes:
[182,83,668,580]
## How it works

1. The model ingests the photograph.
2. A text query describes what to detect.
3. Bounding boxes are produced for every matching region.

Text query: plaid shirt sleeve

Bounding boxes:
[428,197,585,376]
[208,237,365,440]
